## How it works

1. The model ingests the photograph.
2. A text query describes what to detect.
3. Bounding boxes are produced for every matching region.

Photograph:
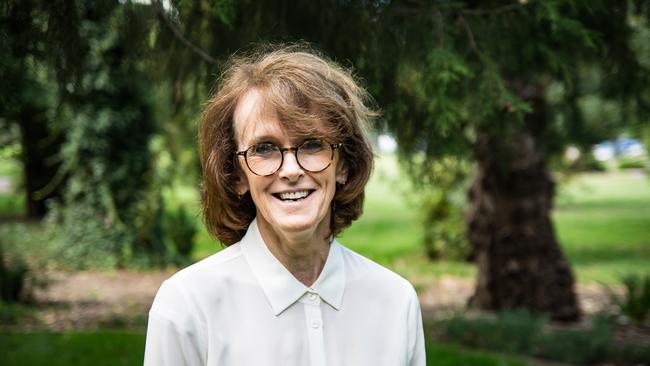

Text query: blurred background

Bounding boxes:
[1,1,649,365]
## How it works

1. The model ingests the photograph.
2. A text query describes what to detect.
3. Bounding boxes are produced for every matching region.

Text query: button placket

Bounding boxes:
[302,292,326,366]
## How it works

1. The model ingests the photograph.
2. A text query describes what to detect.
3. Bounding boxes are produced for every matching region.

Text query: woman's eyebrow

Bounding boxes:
[248,134,280,145]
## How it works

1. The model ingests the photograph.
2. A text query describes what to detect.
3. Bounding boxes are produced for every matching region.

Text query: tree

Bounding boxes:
[369,1,649,320]
[177,0,645,320]
[0,0,73,219]
[1,0,165,266]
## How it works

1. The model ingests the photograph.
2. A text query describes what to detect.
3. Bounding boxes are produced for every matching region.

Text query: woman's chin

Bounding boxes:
[272,217,322,233]
[258,210,329,236]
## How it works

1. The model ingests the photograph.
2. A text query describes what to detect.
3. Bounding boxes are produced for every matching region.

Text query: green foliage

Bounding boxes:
[0,303,36,327]
[445,310,546,355]
[439,310,648,365]
[617,156,648,170]
[0,225,47,303]
[0,241,28,303]
[609,273,650,325]
[165,205,198,260]
[44,3,166,268]
[417,158,471,260]
[537,317,613,364]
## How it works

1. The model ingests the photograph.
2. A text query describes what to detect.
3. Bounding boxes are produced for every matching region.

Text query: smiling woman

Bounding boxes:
[144,45,426,366]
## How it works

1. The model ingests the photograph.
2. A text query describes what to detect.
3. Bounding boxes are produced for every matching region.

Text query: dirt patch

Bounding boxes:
[19,270,619,330]
[30,270,173,330]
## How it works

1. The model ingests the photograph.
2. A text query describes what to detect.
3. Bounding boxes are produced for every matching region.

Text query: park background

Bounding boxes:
[1,1,649,365]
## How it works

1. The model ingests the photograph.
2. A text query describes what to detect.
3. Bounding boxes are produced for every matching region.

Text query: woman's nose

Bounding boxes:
[277,150,304,181]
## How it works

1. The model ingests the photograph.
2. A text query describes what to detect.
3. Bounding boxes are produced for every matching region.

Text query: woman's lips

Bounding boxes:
[272,190,315,202]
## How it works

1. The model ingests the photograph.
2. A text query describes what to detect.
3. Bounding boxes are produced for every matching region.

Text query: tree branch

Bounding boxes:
[434,7,444,48]
[458,15,479,54]
[152,0,219,65]
[460,3,523,16]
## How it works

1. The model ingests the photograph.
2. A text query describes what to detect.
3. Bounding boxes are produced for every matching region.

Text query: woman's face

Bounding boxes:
[233,89,347,237]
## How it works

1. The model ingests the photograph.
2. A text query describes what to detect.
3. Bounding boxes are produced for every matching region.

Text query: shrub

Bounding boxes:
[439,310,650,365]
[0,225,47,304]
[445,309,545,354]
[0,242,28,302]
[617,156,647,170]
[537,316,612,364]
[609,273,650,325]
[165,205,198,260]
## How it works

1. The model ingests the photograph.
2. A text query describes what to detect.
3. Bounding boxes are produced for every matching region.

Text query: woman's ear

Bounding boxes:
[235,164,250,196]
[336,161,349,185]
[235,179,249,197]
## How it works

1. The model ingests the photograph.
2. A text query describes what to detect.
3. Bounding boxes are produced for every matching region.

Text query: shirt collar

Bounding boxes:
[240,218,346,316]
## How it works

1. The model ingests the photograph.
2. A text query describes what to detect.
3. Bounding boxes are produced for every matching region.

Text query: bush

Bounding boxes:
[439,310,649,365]
[445,309,544,354]
[164,205,198,260]
[46,200,128,270]
[0,225,47,304]
[609,273,650,325]
[617,156,647,170]
[537,316,612,364]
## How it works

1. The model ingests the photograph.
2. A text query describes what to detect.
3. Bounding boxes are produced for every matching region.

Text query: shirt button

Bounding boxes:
[308,293,317,301]
[311,321,321,329]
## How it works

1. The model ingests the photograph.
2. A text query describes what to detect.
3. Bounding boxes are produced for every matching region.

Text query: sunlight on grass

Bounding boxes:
[555,172,650,283]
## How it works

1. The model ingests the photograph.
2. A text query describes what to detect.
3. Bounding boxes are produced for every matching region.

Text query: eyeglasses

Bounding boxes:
[236,139,342,176]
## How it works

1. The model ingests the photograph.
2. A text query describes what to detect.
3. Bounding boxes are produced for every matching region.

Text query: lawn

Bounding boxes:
[0,331,527,366]
[554,172,650,283]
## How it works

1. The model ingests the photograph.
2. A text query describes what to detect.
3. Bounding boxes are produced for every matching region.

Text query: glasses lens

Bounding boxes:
[246,143,281,175]
[297,139,333,172]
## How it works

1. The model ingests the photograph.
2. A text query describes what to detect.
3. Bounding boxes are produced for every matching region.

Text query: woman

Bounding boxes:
[144,46,425,366]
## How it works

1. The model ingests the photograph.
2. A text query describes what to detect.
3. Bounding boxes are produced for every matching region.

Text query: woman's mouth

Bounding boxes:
[273,190,314,202]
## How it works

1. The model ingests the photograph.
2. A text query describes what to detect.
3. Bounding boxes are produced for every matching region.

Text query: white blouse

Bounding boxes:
[144,219,426,366]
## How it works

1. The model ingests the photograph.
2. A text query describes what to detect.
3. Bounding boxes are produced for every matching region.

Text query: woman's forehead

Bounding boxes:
[233,88,329,147]
[233,89,284,146]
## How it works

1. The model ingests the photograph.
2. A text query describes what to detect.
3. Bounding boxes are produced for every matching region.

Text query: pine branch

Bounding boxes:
[460,3,523,16]
[458,15,479,54]
[434,7,444,48]
[151,0,219,65]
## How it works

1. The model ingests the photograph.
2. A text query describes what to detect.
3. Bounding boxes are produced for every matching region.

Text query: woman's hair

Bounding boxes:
[199,44,376,245]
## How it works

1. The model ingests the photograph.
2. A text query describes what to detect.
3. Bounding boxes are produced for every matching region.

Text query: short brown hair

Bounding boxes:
[199,45,376,245]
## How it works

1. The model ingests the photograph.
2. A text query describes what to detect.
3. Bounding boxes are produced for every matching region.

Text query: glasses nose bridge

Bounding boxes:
[278,146,298,156]
[278,145,301,169]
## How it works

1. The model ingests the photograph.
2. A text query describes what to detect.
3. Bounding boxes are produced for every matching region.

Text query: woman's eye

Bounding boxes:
[300,140,326,153]
[251,143,277,156]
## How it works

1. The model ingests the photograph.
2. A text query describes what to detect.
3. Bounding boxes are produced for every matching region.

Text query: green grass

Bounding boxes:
[0,331,526,366]
[0,157,24,215]
[0,330,145,366]
[426,342,527,366]
[554,172,650,283]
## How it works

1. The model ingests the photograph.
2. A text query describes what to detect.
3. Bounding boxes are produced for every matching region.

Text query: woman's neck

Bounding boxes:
[256,218,331,287]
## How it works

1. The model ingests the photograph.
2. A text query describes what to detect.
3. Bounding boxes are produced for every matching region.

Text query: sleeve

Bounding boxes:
[406,286,426,366]
[144,280,207,366]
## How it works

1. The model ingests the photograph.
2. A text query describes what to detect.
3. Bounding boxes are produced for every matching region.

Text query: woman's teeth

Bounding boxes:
[277,190,310,201]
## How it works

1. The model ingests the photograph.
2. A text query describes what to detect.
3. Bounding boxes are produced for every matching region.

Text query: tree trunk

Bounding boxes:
[467,95,580,322]
[19,107,63,220]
